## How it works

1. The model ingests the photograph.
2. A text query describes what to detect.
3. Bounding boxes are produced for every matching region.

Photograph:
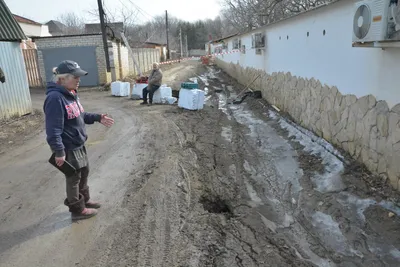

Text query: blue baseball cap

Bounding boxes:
[55,60,88,76]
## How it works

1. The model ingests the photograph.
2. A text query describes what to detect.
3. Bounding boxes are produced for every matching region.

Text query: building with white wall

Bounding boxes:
[13,14,51,49]
[214,0,400,190]
[217,0,400,107]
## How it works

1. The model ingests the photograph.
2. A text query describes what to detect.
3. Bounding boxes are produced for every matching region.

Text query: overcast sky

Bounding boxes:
[5,0,222,24]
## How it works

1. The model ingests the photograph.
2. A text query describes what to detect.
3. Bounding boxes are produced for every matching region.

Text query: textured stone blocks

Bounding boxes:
[216,58,400,191]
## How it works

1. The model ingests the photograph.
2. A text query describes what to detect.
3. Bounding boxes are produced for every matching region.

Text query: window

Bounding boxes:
[241,45,246,54]
[233,38,242,49]
[256,48,262,55]
[252,33,265,48]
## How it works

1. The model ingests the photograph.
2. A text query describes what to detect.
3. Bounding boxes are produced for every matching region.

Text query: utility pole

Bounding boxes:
[97,0,110,72]
[185,34,188,57]
[165,10,170,60]
[179,27,183,58]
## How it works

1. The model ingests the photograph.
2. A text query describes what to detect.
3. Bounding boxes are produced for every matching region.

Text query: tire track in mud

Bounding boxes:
[84,110,189,267]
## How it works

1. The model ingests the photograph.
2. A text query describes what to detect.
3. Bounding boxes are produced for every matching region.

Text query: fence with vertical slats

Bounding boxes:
[119,46,163,78]
[22,49,41,87]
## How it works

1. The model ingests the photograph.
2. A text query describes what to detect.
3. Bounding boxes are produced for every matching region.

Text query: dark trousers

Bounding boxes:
[65,166,91,213]
[142,84,160,103]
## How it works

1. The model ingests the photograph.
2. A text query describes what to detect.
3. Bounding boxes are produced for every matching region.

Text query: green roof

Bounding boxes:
[0,0,26,41]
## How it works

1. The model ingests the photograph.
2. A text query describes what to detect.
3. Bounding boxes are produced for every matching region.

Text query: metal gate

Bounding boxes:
[22,49,42,87]
[41,46,99,87]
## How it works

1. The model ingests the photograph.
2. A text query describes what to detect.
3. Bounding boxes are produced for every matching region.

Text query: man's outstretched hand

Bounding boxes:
[100,114,114,127]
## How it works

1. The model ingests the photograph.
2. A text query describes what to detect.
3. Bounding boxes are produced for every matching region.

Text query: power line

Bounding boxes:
[125,0,156,20]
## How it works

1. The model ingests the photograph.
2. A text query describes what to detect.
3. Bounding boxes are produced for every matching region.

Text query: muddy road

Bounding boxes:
[1,61,400,267]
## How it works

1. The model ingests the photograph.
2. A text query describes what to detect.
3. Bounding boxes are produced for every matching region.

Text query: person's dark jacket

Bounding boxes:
[0,67,5,83]
[43,82,101,157]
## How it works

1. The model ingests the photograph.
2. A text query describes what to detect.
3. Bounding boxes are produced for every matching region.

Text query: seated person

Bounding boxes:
[141,62,163,105]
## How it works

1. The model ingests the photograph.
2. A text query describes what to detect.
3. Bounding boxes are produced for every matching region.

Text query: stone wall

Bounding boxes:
[35,34,108,85]
[216,59,400,190]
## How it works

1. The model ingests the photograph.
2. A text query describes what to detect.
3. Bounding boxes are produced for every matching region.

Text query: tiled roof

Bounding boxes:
[13,14,42,26]
[0,0,26,41]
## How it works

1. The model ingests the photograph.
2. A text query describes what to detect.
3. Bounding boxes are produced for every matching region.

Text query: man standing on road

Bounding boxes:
[141,62,163,105]
[44,60,114,221]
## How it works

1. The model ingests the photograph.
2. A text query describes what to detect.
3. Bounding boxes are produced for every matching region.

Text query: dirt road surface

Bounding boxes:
[1,61,400,267]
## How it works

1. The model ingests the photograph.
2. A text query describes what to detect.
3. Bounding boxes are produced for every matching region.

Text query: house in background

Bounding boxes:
[134,40,167,62]
[45,20,66,36]
[85,22,124,39]
[13,14,51,49]
[0,0,32,119]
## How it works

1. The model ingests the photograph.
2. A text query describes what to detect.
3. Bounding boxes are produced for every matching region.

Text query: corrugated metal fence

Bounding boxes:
[22,49,41,87]
[0,42,32,120]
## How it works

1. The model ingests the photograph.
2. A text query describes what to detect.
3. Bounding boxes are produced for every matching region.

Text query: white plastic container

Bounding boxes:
[131,83,148,99]
[178,89,205,110]
[153,86,173,104]
[197,90,205,110]
[111,81,130,96]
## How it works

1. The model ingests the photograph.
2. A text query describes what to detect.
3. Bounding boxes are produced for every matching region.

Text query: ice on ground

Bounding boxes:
[337,192,377,222]
[245,179,263,204]
[198,75,209,86]
[268,110,345,193]
[221,126,232,142]
[312,211,354,256]
[233,106,303,197]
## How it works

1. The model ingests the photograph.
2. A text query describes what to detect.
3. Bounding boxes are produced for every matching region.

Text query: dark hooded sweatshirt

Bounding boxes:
[44,82,101,157]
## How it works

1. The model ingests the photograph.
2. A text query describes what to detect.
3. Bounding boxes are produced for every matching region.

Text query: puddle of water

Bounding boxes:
[198,75,209,86]
[258,212,278,233]
[217,93,232,120]
[221,126,232,142]
[235,108,303,197]
[282,213,295,228]
[368,240,400,263]
[337,192,377,222]
[245,179,263,204]
[268,110,345,193]
[243,160,257,175]
[312,211,355,256]
[379,200,400,216]
[390,249,400,260]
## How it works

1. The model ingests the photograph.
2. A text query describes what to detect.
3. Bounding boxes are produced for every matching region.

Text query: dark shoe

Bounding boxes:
[140,101,148,105]
[85,201,101,209]
[71,208,98,221]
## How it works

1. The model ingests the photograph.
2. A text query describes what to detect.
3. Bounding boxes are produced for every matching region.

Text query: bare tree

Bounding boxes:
[57,12,85,35]
[86,6,139,34]
[220,0,331,32]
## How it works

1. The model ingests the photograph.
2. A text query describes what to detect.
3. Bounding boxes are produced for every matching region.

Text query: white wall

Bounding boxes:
[219,0,400,108]
[217,34,266,71]
[18,23,51,37]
